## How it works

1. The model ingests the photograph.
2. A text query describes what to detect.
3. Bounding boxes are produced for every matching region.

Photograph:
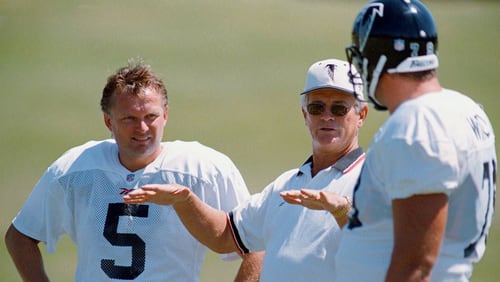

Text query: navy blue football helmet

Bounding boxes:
[345,0,439,111]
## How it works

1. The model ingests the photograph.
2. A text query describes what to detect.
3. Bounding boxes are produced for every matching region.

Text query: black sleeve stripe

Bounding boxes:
[227,211,250,254]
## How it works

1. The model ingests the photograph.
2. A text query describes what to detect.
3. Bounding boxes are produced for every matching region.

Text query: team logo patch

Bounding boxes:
[393,39,405,51]
[126,174,135,182]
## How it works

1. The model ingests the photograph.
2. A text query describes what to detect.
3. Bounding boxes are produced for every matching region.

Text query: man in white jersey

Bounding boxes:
[123,58,369,281]
[333,0,497,281]
[5,59,262,281]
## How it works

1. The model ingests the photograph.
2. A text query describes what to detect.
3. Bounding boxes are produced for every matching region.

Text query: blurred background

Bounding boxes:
[0,0,498,280]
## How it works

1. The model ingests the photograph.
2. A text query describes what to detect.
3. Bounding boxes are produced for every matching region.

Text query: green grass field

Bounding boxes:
[1,0,499,281]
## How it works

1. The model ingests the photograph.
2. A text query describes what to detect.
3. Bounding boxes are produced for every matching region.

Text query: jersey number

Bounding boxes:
[101,203,149,280]
[464,160,496,258]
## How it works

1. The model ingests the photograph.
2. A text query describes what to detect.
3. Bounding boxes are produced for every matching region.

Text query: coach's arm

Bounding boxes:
[173,189,263,281]
[123,184,263,280]
[124,184,238,253]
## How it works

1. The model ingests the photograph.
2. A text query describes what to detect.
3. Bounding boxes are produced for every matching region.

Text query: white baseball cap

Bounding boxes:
[300,58,364,101]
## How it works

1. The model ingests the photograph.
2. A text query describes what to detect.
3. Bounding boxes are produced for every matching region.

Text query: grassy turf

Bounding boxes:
[0,0,499,281]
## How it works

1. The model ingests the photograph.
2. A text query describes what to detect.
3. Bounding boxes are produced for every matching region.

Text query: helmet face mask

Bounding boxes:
[346,43,388,111]
[346,0,439,111]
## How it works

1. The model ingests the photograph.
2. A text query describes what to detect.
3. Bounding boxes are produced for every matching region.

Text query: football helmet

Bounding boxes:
[345,0,438,111]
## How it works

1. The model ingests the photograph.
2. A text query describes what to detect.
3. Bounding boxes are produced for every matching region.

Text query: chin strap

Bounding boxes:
[368,96,388,111]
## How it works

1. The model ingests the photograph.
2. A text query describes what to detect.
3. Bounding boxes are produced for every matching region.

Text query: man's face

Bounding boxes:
[104,88,168,171]
[302,89,365,153]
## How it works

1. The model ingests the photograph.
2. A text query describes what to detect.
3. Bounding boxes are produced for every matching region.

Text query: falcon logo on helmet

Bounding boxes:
[345,0,439,111]
[357,3,384,52]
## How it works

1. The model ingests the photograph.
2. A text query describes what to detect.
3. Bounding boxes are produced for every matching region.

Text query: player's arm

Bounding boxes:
[124,184,238,253]
[234,251,264,282]
[386,193,448,282]
[5,224,50,282]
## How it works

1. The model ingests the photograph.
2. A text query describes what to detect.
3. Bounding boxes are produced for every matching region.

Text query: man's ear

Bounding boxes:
[358,105,369,128]
[301,107,309,126]
[164,105,169,121]
[103,112,112,131]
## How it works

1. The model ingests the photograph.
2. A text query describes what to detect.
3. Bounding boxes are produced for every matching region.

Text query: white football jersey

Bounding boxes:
[12,139,250,282]
[336,89,497,282]
[229,148,365,281]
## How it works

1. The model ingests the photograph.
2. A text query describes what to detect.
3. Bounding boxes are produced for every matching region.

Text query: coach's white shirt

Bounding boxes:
[229,147,365,282]
[336,89,497,282]
[12,139,250,282]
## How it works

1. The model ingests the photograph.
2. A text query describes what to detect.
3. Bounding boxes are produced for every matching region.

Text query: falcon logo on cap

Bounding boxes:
[326,64,336,82]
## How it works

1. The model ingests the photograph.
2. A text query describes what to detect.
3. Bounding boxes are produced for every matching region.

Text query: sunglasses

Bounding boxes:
[306,103,352,116]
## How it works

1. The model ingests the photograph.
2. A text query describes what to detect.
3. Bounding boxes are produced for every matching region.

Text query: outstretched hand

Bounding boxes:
[280,189,326,210]
[123,184,191,206]
[280,189,349,216]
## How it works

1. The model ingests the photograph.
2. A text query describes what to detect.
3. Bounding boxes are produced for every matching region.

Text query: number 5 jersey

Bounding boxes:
[11,139,250,281]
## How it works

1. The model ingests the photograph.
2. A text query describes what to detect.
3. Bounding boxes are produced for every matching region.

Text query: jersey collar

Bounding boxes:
[298,147,365,176]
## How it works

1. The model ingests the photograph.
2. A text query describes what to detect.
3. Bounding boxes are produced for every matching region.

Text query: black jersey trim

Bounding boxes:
[227,211,250,254]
